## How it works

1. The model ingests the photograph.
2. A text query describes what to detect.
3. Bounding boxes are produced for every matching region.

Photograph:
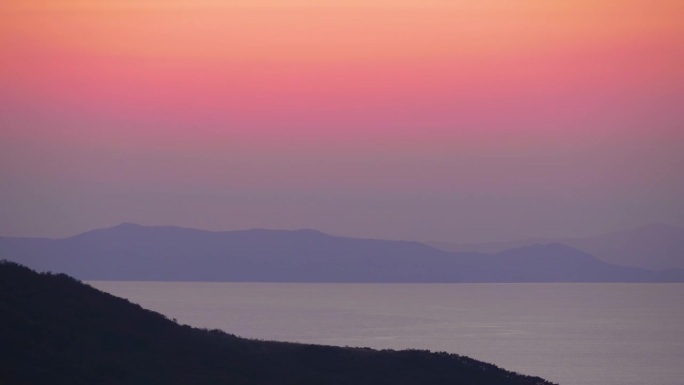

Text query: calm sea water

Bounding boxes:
[89,282,684,385]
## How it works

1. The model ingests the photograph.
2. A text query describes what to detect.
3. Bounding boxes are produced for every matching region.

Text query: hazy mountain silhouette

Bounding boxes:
[0,223,679,282]
[564,224,684,270]
[427,224,684,270]
[0,261,556,385]
[427,238,554,255]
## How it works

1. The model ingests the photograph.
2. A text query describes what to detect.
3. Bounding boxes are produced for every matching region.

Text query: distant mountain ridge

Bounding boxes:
[0,223,681,283]
[427,224,684,270]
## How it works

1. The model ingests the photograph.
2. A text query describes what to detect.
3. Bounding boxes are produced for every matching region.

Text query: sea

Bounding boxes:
[89,282,684,385]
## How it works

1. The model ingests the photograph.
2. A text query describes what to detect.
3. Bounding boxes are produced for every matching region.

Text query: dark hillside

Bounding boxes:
[0,261,554,385]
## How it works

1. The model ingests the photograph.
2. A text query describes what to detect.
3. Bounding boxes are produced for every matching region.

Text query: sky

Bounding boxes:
[1,0,683,243]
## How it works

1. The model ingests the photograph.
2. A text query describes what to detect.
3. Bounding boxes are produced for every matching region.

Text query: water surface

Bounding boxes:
[90,282,684,385]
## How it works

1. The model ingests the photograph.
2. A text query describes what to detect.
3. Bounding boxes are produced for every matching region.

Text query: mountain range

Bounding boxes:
[427,224,684,270]
[1,223,681,282]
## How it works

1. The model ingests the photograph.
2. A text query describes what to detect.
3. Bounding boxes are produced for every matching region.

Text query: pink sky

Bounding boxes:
[1,0,683,241]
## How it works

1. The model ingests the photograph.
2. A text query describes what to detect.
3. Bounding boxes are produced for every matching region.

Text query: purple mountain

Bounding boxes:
[1,223,680,282]
[428,224,684,270]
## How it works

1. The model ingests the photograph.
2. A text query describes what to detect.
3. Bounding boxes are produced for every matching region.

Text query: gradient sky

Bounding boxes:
[1,0,683,242]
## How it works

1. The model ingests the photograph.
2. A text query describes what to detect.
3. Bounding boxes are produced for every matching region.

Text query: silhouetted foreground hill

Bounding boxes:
[1,223,679,282]
[0,261,554,385]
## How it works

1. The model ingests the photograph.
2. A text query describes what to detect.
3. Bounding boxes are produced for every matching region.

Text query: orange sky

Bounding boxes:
[2,0,682,125]
[1,0,683,240]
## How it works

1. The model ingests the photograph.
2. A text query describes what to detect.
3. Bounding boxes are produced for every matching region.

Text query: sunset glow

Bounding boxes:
[1,0,683,241]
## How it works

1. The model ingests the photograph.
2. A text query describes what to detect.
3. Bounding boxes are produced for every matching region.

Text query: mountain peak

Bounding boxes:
[293,228,329,236]
[114,222,143,229]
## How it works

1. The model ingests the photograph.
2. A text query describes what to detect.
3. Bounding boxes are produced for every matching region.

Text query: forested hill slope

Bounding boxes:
[0,261,554,385]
